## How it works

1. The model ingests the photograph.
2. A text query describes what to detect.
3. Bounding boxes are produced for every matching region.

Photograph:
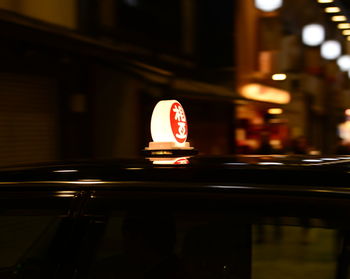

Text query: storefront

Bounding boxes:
[233,76,291,153]
[235,99,289,154]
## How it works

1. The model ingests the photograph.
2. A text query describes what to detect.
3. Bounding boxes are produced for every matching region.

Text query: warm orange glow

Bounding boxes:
[318,0,334,3]
[338,121,350,142]
[325,7,340,13]
[347,36,350,41]
[259,51,274,74]
[342,30,350,35]
[239,84,291,104]
[268,108,283,114]
[272,73,287,80]
[345,109,350,116]
[338,23,350,29]
[331,15,347,22]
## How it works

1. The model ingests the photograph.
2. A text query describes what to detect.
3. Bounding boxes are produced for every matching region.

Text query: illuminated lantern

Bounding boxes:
[254,0,283,12]
[145,100,195,153]
[302,24,325,46]
[151,100,188,144]
[321,40,341,60]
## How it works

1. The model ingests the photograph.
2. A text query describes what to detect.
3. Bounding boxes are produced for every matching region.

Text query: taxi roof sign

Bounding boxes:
[151,100,188,145]
[144,100,196,157]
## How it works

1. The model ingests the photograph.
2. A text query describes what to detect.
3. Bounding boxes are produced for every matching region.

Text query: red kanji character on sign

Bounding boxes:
[170,102,187,143]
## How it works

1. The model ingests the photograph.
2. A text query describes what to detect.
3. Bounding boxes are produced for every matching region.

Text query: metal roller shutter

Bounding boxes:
[0,73,58,166]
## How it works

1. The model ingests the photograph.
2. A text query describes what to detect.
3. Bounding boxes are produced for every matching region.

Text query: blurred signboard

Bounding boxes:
[239,83,291,104]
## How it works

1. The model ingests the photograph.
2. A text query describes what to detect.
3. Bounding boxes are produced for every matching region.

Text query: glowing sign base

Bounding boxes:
[144,141,197,157]
[146,141,193,150]
[143,141,197,157]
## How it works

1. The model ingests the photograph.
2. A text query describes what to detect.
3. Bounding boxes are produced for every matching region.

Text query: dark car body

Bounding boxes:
[1,155,350,279]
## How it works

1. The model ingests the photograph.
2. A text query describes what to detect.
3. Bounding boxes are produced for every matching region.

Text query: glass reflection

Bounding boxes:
[149,157,190,165]
[53,169,78,173]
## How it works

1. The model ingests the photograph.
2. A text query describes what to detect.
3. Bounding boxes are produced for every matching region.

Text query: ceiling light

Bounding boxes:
[254,0,283,12]
[268,108,283,114]
[331,15,347,22]
[302,23,325,46]
[342,30,350,35]
[272,73,287,80]
[338,23,350,29]
[239,84,291,104]
[321,40,341,60]
[325,7,340,13]
[318,0,333,3]
[337,55,350,71]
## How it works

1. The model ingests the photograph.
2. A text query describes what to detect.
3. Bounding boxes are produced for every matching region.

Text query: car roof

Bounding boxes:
[0,155,349,207]
[0,154,348,185]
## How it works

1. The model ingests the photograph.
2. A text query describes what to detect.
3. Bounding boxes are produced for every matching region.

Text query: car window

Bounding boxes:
[86,210,249,279]
[0,192,81,279]
[84,209,340,279]
[0,215,60,278]
[253,219,337,279]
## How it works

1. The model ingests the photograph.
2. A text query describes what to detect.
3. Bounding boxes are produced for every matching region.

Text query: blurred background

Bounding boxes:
[0,0,350,165]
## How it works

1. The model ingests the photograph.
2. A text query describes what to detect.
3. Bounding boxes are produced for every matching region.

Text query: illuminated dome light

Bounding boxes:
[318,0,334,3]
[337,55,350,71]
[320,40,341,60]
[254,0,283,12]
[302,24,325,46]
[342,30,350,35]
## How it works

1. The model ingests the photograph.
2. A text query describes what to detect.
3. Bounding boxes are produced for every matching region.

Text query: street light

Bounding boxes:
[254,0,283,12]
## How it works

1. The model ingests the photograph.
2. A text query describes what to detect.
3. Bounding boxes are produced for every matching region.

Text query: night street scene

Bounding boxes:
[2,0,350,278]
